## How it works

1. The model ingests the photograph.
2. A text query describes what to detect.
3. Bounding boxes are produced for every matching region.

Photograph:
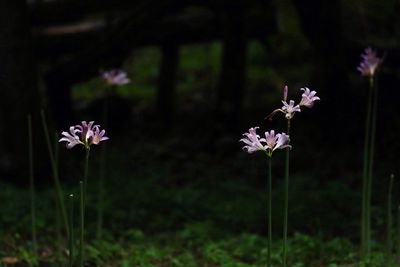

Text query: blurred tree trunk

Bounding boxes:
[157,43,179,126]
[216,4,247,131]
[0,0,42,182]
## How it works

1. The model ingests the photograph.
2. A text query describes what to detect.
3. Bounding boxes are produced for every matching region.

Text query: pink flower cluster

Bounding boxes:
[240,127,290,156]
[59,121,109,149]
[268,86,320,120]
[357,47,382,77]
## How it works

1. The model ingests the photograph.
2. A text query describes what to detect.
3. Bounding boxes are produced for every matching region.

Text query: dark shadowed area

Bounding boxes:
[1,0,400,266]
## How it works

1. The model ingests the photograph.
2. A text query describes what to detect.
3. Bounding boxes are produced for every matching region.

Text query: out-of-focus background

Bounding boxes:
[1,0,400,265]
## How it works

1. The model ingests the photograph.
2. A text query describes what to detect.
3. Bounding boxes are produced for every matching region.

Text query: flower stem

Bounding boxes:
[366,76,378,257]
[97,97,108,240]
[396,205,400,260]
[361,76,373,259]
[97,144,106,240]
[283,120,291,267]
[55,199,62,258]
[83,149,90,206]
[79,181,84,267]
[54,132,62,258]
[387,174,394,263]
[80,149,90,267]
[267,156,272,267]
[40,110,69,237]
[68,194,74,267]
[27,115,37,257]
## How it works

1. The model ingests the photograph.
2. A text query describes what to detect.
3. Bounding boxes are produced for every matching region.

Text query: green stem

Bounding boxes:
[267,156,272,267]
[97,144,106,240]
[361,76,373,259]
[54,132,59,172]
[55,199,62,259]
[40,110,69,236]
[69,194,74,267]
[79,181,84,267]
[397,205,400,260]
[83,149,90,207]
[97,97,108,240]
[366,76,377,257]
[80,149,90,267]
[27,115,37,257]
[54,132,62,259]
[387,174,394,262]
[283,119,291,267]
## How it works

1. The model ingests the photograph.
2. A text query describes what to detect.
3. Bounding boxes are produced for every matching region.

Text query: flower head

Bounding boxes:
[91,125,109,145]
[299,87,320,108]
[59,126,83,149]
[240,127,266,153]
[59,121,109,149]
[263,130,291,155]
[281,100,301,119]
[240,127,290,156]
[357,47,382,77]
[75,121,95,142]
[101,69,130,85]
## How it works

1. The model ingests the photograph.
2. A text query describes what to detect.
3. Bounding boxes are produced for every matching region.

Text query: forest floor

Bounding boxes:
[0,124,396,267]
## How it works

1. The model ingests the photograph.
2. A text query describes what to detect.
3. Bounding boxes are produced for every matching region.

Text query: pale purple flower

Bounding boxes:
[240,128,290,156]
[90,125,109,145]
[59,121,109,149]
[283,85,288,102]
[275,132,291,150]
[101,69,130,85]
[59,126,83,149]
[281,100,301,119]
[240,127,266,153]
[357,47,382,77]
[263,130,291,153]
[75,121,95,142]
[299,87,320,108]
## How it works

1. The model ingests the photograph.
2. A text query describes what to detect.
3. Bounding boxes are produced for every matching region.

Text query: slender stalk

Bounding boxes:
[97,97,108,240]
[54,132,62,259]
[361,76,373,259]
[68,194,74,267]
[55,199,62,259]
[54,132,59,171]
[27,115,37,257]
[397,205,400,260]
[80,149,90,267]
[267,156,272,267]
[387,174,394,262]
[79,181,84,267]
[366,76,377,257]
[83,149,90,207]
[40,110,69,236]
[97,144,106,240]
[283,120,291,267]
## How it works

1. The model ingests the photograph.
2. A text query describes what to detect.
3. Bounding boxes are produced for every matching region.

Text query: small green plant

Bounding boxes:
[386,174,394,263]
[240,127,291,267]
[357,47,383,260]
[40,110,69,237]
[97,69,130,240]
[68,193,75,267]
[27,115,37,259]
[59,120,109,266]
[266,85,320,266]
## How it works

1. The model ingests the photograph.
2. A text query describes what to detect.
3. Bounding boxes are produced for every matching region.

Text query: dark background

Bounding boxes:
[1,0,400,265]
